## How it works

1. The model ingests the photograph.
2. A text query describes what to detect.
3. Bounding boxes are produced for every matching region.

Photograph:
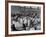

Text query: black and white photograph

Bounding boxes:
[8,2,44,35]
[11,6,41,31]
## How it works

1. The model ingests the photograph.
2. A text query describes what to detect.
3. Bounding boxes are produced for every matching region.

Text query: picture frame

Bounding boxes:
[5,1,45,37]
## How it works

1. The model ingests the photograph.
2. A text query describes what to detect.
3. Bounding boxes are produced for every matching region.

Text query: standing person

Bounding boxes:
[27,17,31,30]
[34,16,41,30]
[28,16,35,30]
[23,17,28,30]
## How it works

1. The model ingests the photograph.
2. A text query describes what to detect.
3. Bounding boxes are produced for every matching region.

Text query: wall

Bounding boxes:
[0,0,46,37]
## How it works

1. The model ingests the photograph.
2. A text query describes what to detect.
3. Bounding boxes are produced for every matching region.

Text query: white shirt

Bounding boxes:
[28,19,30,26]
[20,18,23,24]
[23,18,28,24]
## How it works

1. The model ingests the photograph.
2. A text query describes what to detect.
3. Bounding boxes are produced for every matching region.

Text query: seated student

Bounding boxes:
[11,19,24,31]
[11,16,24,31]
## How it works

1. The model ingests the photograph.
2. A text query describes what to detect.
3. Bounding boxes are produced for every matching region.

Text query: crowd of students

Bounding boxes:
[11,13,41,31]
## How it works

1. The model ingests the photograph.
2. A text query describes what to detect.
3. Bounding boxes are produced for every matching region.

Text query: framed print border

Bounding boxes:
[5,1,45,37]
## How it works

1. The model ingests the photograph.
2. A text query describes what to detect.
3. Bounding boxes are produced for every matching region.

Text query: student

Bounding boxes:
[23,17,28,30]
[34,16,40,30]
[19,18,23,24]
[23,17,28,26]
[23,20,26,30]
[11,20,18,31]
